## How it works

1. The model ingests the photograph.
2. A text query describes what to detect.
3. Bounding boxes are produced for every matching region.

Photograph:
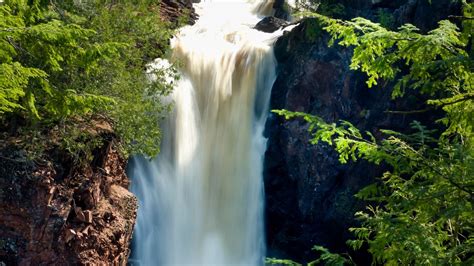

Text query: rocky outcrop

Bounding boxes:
[160,0,198,25]
[0,129,137,265]
[263,0,460,262]
[255,16,289,33]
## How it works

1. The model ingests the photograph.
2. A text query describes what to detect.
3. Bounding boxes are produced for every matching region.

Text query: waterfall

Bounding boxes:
[129,1,290,265]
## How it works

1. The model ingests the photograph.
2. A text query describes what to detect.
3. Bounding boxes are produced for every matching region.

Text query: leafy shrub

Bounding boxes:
[1,0,179,158]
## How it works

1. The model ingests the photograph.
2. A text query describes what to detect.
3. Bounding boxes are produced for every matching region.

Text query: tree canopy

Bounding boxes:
[0,0,177,158]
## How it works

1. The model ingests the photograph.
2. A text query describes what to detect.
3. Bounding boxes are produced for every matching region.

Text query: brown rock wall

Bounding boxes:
[0,136,137,265]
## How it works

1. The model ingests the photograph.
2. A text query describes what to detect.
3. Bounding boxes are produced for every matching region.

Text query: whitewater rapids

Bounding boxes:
[129,1,292,265]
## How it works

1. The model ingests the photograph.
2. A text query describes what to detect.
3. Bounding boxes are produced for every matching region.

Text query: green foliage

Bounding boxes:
[274,113,474,264]
[265,257,302,266]
[303,18,324,42]
[11,116,109,165]
[278,1,474,265]
[304,13,472,107]
[58,123,104,164]
[293,0,344,18]
[0,0,178,158]
[0,62,47,115]
[265,245,353,266]
[317,2,345,18]
[52,0,176,157]
[376,9,395,29]
[308,246,353,266]
[0,0,117,119]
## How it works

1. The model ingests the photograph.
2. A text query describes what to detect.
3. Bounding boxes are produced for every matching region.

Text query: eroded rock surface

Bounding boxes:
[0,133,137,265]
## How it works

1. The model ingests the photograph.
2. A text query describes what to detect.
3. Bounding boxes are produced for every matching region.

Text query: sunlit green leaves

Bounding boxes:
[0,0,116,119]
[308,245,353,266]
[67,0,176,157]
[277,107,474,264]
[0,0,178,158]
[0,62,47,115]
[265,257,302,266]
[308,6,474,138]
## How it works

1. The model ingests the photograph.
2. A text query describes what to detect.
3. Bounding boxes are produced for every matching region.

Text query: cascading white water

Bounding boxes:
[129,1,292,265]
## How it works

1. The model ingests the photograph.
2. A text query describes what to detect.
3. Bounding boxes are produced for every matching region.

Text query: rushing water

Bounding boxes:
[129,1,290,265]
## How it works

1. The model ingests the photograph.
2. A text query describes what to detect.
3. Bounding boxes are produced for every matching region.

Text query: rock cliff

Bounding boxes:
[0,128,136,265]
[264,0,461,262]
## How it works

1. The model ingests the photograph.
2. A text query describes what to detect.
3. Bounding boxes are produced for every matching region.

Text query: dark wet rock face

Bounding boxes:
[273,0,291,20]
[264,20,394,262]
[263,0,460,262]
[0,135,137,265]
[316,0,461,32]
[392,0,461,32]
[255,16,289,33]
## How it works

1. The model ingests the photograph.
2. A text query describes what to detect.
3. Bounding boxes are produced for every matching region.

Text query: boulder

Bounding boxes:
[255,16,289,33]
